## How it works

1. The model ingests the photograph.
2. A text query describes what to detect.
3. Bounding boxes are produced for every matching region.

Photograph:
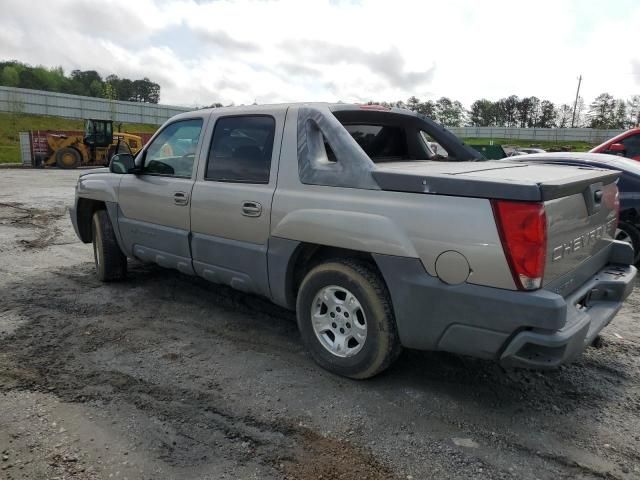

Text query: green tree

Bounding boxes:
[0,65,20,86]
[416,99,436,118]
[406,96,420,111]
[495,95,519,127]
[89,79,103,97]
[469,99,495,126]
[403,96,436,118]
[435,97,465,127]
[627,95,640,127]
[537,100,556,128]
[516,97,534,127]
[613,100,627,129]
[555,104,573,128]
[526,97,541,127]
[588,93,616,128]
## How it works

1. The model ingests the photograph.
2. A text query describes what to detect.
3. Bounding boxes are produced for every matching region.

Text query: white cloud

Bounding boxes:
[1,0,638,107]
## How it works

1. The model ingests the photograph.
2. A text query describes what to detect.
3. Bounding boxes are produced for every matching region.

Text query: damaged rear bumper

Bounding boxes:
[373,241,636,369]
[499,263,636,368]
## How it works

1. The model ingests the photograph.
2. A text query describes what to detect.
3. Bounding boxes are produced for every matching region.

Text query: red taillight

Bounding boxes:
[491,200,547,291]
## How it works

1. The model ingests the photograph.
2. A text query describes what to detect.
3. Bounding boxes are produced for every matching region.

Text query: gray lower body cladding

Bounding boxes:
[373,245,636,368]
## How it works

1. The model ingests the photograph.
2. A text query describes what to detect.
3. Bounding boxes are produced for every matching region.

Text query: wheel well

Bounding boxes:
[286,244,379,308]
[620,208,640,226]
[76,198,106,243]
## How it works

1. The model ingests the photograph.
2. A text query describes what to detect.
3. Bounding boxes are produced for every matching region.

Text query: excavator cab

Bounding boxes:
[84,119,113,148]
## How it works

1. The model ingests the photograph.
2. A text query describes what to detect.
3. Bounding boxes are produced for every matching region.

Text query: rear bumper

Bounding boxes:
[373,242,636,368]
[499,263,635,368]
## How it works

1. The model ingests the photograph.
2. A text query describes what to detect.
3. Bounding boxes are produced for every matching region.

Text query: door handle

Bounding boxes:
[174,191,189,206]
[241,201,262,217]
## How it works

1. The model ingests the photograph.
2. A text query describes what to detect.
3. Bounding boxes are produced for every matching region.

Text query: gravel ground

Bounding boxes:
[0,169,639,480]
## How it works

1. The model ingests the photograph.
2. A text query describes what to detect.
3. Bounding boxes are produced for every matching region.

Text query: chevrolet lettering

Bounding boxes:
[552,218,618,262]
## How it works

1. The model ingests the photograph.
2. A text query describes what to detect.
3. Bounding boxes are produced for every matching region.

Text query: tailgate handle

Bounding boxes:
[593,190,603,203]
[583,183,604,215]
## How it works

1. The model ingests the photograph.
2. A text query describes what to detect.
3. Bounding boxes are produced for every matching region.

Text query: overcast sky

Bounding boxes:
[1,0,639,107]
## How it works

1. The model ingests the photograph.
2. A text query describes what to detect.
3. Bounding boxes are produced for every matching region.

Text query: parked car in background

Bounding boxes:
[509,152,640,263]
[507,150,528,157]
[516,147,547,155]
[590,128,640,161]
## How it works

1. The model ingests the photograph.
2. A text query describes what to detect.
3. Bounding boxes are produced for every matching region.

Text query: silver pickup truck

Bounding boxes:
[70,103,636,378]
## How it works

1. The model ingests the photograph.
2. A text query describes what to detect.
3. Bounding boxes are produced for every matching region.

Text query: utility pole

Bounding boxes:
[570,75,582,128]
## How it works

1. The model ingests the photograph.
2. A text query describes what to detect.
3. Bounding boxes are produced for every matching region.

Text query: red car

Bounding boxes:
[590,128,640,161]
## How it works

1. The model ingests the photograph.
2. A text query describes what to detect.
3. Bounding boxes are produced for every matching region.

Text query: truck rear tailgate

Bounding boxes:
[372,161,621,292]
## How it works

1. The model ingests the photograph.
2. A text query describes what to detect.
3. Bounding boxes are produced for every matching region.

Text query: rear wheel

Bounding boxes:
[55,147,81,169]
[92,210,127,282]
[296,259,401,379]
[615,222,640,264]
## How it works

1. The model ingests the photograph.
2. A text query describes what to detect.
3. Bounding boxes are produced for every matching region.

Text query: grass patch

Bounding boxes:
[0,113,160,163]
[460,137,595,152]
[0,145,20,164]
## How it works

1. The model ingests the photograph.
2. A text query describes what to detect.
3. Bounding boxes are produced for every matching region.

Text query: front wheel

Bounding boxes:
[92,210,127,282]
[296,259,401,379]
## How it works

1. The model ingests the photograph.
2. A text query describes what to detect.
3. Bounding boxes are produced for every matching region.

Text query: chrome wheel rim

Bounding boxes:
[616,228,633,247]
[311,285,367,358]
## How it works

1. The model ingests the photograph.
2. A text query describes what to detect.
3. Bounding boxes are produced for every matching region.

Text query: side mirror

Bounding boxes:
[109,153,135,174]
[608,143,626,154]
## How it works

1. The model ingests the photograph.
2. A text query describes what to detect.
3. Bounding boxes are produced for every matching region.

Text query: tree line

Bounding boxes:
[372,93,640,129]
[0,60,161,104]
[2,60,638,128]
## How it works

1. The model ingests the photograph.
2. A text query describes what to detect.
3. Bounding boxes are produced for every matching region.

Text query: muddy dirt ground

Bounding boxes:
[0,169,639,480]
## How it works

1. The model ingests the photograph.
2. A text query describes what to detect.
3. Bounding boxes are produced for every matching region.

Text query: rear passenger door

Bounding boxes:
[190,110,286,296]
[118,117,206,274]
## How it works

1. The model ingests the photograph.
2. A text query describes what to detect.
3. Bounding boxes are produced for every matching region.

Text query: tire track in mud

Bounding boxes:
[0,266,400,480]
[1,262,639,479]
[0,202,66,250]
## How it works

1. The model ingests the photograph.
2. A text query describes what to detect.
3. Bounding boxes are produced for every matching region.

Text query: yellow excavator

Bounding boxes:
[40,119,143,169]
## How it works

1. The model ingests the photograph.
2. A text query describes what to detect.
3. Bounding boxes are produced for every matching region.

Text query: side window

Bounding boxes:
[143,119,203,177]
[621,134,640,158]
[206,116,275,183]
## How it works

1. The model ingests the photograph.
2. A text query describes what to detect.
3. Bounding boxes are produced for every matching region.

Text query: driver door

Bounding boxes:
[117,116,207,275]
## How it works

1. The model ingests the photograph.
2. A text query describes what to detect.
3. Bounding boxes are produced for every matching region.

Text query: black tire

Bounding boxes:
[615,222,640,265]
[55,147,81,169]
[92,210,127,282]
[296,259,401,379]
